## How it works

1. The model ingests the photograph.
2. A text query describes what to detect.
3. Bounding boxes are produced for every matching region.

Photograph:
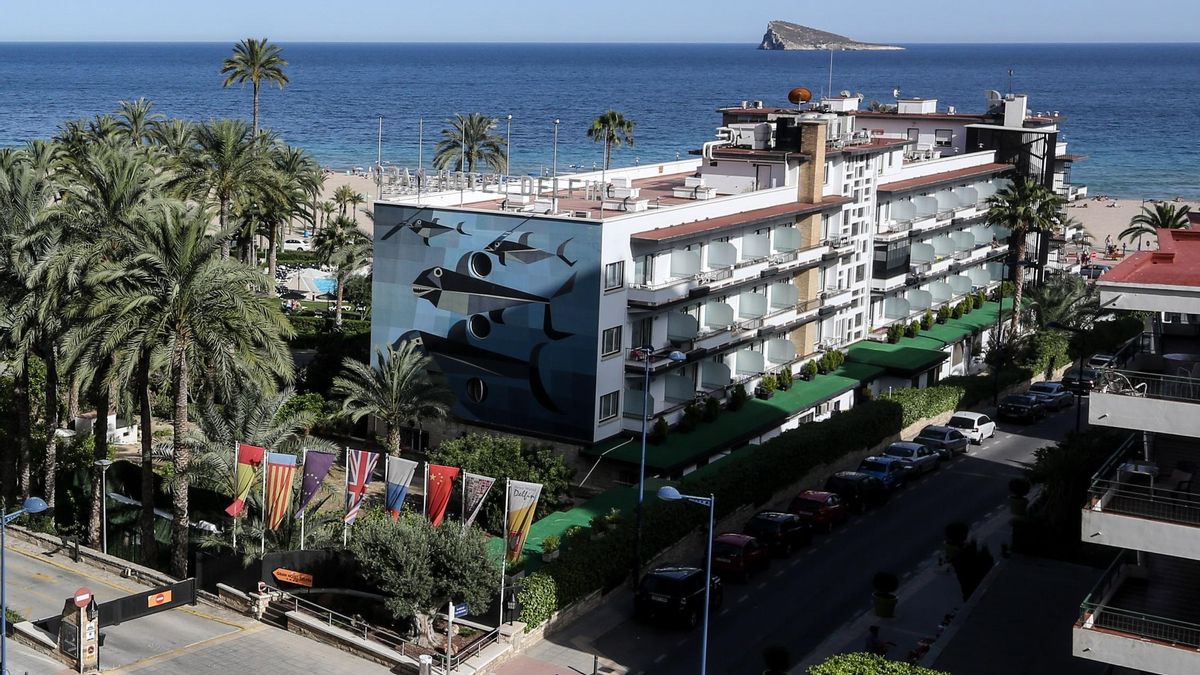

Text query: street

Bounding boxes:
[519,402,1081,675]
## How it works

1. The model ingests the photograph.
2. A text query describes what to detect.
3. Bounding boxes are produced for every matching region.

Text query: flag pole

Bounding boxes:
[299,448,307,551]
[423,463,429,518]
[461,475,466,534]
[499,478,509,627]
[260,453,268,557]
[343,447,349,549]
[231,442,238,550]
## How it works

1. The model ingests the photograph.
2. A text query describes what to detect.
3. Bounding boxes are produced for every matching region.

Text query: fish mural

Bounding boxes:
[411,264,576,340]
[484,231,576,267]
[381,215,468,246]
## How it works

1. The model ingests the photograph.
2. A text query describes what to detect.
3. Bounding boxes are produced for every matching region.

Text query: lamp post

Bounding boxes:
[505,114,512,180]
[657,486,714,675]
[3,496,49,674]
[552,119,560,213]
[1048,321,1086,434]
[633,347,686,583]
[94,459,114,555]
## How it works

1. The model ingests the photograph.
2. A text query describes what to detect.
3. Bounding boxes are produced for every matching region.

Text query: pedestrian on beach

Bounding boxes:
[1105,234,1112,249]
[1122,242,1127,256]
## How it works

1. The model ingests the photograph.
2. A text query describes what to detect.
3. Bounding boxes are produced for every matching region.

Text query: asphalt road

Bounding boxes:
[584,403,1082,675]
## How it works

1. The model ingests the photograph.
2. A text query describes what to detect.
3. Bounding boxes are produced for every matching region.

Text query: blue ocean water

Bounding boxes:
[0,42,1196,198]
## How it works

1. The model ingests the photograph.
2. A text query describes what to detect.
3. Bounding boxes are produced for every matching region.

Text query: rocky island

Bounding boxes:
[758,20,903,51]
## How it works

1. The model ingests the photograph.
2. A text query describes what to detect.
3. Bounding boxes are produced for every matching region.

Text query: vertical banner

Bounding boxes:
[505,480,543,564]
[345,449,380,525]
[460,472,496,531]
[294,450,337,518]
[225,443,265,517]
[385,457,419,519]
[264,453,298,530]
[425,464,461,527]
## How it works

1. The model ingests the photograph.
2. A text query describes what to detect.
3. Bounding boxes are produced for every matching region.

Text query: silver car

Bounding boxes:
[1027,381,1074,410]
[882,442,940,475]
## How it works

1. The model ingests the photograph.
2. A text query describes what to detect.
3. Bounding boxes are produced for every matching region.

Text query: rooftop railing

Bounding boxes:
[1079,552,1200,649]
[1096,369,1200,404]
[1087,434,1200,527]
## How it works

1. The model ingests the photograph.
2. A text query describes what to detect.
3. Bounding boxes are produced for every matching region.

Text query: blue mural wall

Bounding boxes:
[372,204,601,442]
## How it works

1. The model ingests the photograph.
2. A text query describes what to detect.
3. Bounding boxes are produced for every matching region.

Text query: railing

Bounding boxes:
[449,627,501,669]
[1096,369,1200,403]
[877,221,912,237]
[1086,434,1200,526]
[1079,553,1200,649]
[693,267,734,284]
[263,584,421,659]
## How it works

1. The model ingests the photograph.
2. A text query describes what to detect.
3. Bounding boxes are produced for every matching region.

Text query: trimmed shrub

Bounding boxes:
[921,309,935,330]
[803,360,820,379]
[905,321,920,338]
[937,305,951,323]
[541,534,561,553]
[516,572,557,632]
[886,324,902,344]
[951,302,964,320]
[649,416,669,444]
[678,402,704,433]
[883,384,966,428]
[702,396,721,422]
[759,374,778,394]
[728,383,748,411]
[778,368,794,390]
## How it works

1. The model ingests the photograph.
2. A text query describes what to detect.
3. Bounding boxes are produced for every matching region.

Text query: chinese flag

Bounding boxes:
[425,464,460,527]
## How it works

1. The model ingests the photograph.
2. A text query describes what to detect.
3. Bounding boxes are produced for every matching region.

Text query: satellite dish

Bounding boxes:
[985,89,1002,101]
[839,90,851,98]
[788,87,813,104]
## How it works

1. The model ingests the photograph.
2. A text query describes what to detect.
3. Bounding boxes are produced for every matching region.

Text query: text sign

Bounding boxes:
[148,590,173,608]
[454,604,468,618]
[272,568,314,588]
[73,587,93,608]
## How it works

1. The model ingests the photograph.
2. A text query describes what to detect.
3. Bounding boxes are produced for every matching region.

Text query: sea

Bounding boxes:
[0,42,1196,198]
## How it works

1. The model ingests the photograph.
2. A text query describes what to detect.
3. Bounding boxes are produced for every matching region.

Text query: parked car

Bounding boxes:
[945,412,996,445]
[1027,381,1074,410]
[1062,366,1101,394]
[1087,353,1117,369]
[635,565,723,628]
[881,441,940,475]
[711,533,770,581]
[282,238,310,251]
[1080,263,1111,280]
[998,394,1046,422]
[855,456,908,491]
[823,471,890,513]
[743,511,812,555]
[788,490,850,531]
[914,425,971,458]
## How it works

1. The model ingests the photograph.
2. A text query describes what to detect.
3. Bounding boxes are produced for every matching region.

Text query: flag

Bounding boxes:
[505,480,542,564]
[295,450,337,519]
[461,472,495,530]
[264,453,298,530]
[345,449,380,525]
[426,464,460,527]
[385,456,419,519]
[225,443,265,517]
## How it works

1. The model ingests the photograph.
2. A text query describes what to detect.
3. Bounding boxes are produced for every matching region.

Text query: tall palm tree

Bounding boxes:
[146,119,195,160]
[84,204,293,577]
[178,119,271,259]
[316,200,336,232]
[251,143,319,291]
[587,110,636,171]
[986,176,1061,332]
[332,342,453,457]
[1025,273,1104,331]
[114,98,164,147]
[348,191,366,223]
[1119,202,1191,246]
[332,184,358,218]
[221,38,290,136]
[312,215,371,326]
[432,113,505,173]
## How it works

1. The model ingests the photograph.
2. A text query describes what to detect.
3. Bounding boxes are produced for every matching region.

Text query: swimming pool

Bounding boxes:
[313,277,337,294]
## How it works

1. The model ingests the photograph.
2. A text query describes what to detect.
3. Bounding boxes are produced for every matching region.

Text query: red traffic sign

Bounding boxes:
[148,590,173,608]
[73,587,93,608]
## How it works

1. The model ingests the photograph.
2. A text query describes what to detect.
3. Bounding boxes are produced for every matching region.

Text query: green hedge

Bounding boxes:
[883,385,966,429]
[277,250,319,266]
[809,653,950,675]
[287,316,371,346]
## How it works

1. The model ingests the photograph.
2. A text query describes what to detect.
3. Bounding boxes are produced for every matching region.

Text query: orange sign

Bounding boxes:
[147,590,173,607]
[272,568,314,588]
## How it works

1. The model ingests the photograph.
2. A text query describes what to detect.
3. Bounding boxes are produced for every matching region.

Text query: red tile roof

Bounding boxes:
[1101,229,1200,287]
[631,197,852,243]
[877,163,1012,194]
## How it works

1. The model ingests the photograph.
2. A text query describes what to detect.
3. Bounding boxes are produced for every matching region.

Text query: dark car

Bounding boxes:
[1027,381,1074,410]
[998,394,1046,422]
[856,456,908,491]
[789,490,850,532]
[1062,367,1100,394]
[711,533,770,581]
[824,471,890,512]
[743,511,812,555]
[635,565,723,628]
[914,425,970,459]
[1080,264,1112,280]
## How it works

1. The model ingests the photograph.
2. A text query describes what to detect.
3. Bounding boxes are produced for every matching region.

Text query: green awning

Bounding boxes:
[845,340,948,376]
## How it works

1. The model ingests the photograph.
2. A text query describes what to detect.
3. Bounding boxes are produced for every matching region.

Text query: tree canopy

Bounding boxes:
[808,653,950,675]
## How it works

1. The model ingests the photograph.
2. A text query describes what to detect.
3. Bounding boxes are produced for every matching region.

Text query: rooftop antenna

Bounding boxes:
[827,49,834,99]
[1007,68,1014,95]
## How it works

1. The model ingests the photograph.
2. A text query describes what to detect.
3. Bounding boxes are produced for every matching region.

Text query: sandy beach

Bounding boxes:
[1067,195,1198,252]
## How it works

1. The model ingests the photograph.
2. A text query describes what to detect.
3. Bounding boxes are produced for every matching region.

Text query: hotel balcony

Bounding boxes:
[627,243,825,308]
[875,220,912,243]
[1091,369,1200,438]
[1074,552,1200,675]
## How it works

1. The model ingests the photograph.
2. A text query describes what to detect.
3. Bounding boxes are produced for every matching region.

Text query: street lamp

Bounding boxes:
[95,459,114,555]
[657,486,714,675]
[552,119,560,213]
[505,114,512,180]
[1048,321,1086,434]
[3,496,49,674]
[633,347,687,583]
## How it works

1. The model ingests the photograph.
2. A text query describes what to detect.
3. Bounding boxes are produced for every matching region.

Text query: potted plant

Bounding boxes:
[951,302,965,320]
[564,525,586,550]
[679,402,703,433]
[872,572,900,617]
[541,534,561,562]
[937,305,951,324]
[886,324,902,344]
[590,514,610,539]
[802,361,819,380]
[605,507,623,526]
[702,396,721,422]
[1008,477,1032,518]
[906,321,920,338]
[649,416,669,444]
[729,383,748,411]
[921,309,935,330]
[755,374,778,400]
[778,368,794,391]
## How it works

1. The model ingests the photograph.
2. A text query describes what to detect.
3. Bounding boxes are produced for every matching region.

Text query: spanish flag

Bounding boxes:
[225,443,265,517]
[264,453,298,530]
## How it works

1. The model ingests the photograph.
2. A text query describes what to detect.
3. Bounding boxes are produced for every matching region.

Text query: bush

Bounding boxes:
[728,384,748,411]
[951,302,965,319]
[589,514,610,534]
[882,385,965,429]
[886,324,902,344]
[973,292,985,310]
[516,572,558,632]
[906,321,920,338]
[276,249,319,266]
[649,416,669,444]
[803,361,820,379]
[778,368,793,389]
[809,653,950,675]
[921,309,934,330]
[678,402,704,433]
[702,396,721,422]
[541,534,561,553]
[937,305,951,323]
[759,374,778,394]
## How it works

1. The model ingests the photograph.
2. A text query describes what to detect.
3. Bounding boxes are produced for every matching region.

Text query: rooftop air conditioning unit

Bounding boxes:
[753,100,764,109]
[571,210,592,219]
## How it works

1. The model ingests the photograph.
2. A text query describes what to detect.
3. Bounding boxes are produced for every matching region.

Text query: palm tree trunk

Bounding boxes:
[268,222,279,297]
[252,82,260,137]
[1010,225,1027,332]
[605,138,612,171]
[220,198,231,259]
[43,346,59,513]
[136,353,159,566]
[89,376,110,549]
[386,425,401,457]
[15,357,31,500]
[334,275,345,327]
[67,377,80,423]
[170,340,191,578]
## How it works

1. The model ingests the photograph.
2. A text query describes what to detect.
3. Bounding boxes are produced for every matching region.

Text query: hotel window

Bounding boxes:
[631,317,652,349]
[935,129,953,148]
[599,391,620,422]
[601,326,622,357]
[634,254,654,286]
[604,261,625,290]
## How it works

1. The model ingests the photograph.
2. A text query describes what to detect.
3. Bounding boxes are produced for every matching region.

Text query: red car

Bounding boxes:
[711,533,770,581]
[788,490,849,532]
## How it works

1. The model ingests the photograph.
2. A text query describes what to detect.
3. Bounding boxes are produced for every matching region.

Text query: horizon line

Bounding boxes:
[1,39,1199,46]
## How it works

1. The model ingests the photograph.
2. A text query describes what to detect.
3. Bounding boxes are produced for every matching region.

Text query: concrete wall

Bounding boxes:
[1090,393,1200,438]
[1074,624,1200,675]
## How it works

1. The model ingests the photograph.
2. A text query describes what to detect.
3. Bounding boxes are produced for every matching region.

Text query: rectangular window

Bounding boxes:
[601,326,622,356]
[631,317,652,349]
[906,127,920,142]
[934,129,953,148]
[599,391,620,422]
[604,261,625,290]
[634,254,654,286]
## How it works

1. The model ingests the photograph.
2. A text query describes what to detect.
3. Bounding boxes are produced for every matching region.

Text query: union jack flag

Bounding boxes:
[344,449,380,525]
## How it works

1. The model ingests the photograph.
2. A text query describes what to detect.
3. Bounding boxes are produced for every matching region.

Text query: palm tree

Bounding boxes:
[332,342,453,457]
[986,177,1061,332]
[221,38,289,136]
[1024,273,1104,331]
[316,200,336,232]
[147,119,195,160]
[1119,202,1191,246]
[260,143,320,290]
[432,113,505,173]
[312,215,371,326]
[332,184,358,217]
[178,119,271,259]
[348,191,366,223]
[587,110,636,171]
[114,98,164,147]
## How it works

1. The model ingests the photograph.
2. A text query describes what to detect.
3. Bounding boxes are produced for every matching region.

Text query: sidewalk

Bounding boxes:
[493,589,635,675]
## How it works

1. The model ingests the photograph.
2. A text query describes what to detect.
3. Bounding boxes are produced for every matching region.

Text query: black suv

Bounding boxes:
[823,471,889,512]
[635,566,723,628]
[743,511,812,555]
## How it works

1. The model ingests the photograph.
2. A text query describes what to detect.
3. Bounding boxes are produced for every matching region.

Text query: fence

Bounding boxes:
[263,583,422,660]
[1080,552,1200,649]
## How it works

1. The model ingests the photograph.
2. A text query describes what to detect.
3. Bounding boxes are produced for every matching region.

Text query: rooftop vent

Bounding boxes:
[753,100,764,109]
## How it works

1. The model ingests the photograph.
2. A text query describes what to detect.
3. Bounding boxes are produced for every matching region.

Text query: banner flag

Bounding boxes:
[385,457,419,519]
[295,450,337,518]
[461,472,496,530]
[426,464,460,527]
[264,453,298,530]
[345,449,380,525]
[505,480,542,564]
[225,443,265,517]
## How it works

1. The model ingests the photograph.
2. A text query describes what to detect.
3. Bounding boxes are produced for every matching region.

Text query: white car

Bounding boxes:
[282,238,310,252]
[1087,353,1117,369]
[945,411,996,445]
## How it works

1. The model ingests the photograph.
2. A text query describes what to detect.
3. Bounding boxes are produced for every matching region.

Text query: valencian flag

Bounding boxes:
[426,464,460,527]
[461,472,496,530]
[264,453,298,530]
[505,480,543,564]
[345,449,380,525]
[225,443,265,517]
[294,450,337,519]
[385,457,419,519]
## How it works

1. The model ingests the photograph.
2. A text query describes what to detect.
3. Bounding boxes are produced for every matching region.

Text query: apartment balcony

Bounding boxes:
[875,220,912,243]
[1074,552,1200,675]
[692,299,820,352]
[821,235,855,260]
[818,285,853,316]
[1090,369,1200,438]
[871,270,908,293]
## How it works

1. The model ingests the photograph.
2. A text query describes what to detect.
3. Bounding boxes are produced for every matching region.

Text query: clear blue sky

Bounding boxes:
[3,1,1196,43]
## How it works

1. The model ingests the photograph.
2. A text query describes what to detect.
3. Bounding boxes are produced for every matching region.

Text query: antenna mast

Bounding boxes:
[827,49,834,99]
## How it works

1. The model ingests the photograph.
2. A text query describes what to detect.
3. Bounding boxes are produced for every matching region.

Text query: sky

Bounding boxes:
[2,1,1197,43]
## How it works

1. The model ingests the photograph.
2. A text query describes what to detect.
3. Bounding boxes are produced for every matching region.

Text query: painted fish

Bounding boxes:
[411,266,575,339]
[484,232,576,267]
[381,215,468,245]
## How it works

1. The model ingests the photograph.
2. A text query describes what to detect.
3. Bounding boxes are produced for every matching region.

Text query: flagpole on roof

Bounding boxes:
[343,447,350,549]
[299,448,307,551]
[423,463,429,518]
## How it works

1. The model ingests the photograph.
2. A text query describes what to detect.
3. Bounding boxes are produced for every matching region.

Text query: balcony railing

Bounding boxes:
[1079,552,1200,649]
[1087,435,1200,527]
[1096,369,1200,404]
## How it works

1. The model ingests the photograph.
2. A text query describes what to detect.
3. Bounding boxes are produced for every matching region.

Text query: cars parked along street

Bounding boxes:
[914,425,970,458]
[635,566,723,628]
[711,533,770,581]
[855,456,908,491]
[998,394,1046,422]
[1062,366,1101,394]
[944,412,995,445]
[743,511,812,555]
[823,472,889,513]
[1026,381,1074,410]
[881,441,939,475]
[789,490,850,532]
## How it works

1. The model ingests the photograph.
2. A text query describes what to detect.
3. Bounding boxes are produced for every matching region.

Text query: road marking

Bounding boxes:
[654,653,668,664]
[772,569,784,579]
[756,581,768,590]
[675,638,688,647]
[110,623,263,672]
[737,594,749,604]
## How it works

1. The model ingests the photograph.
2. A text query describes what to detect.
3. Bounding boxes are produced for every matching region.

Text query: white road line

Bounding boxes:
[773,569,784,578]
[737,594,749,603]
[654,653,668,664]
[756,581,768,590]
